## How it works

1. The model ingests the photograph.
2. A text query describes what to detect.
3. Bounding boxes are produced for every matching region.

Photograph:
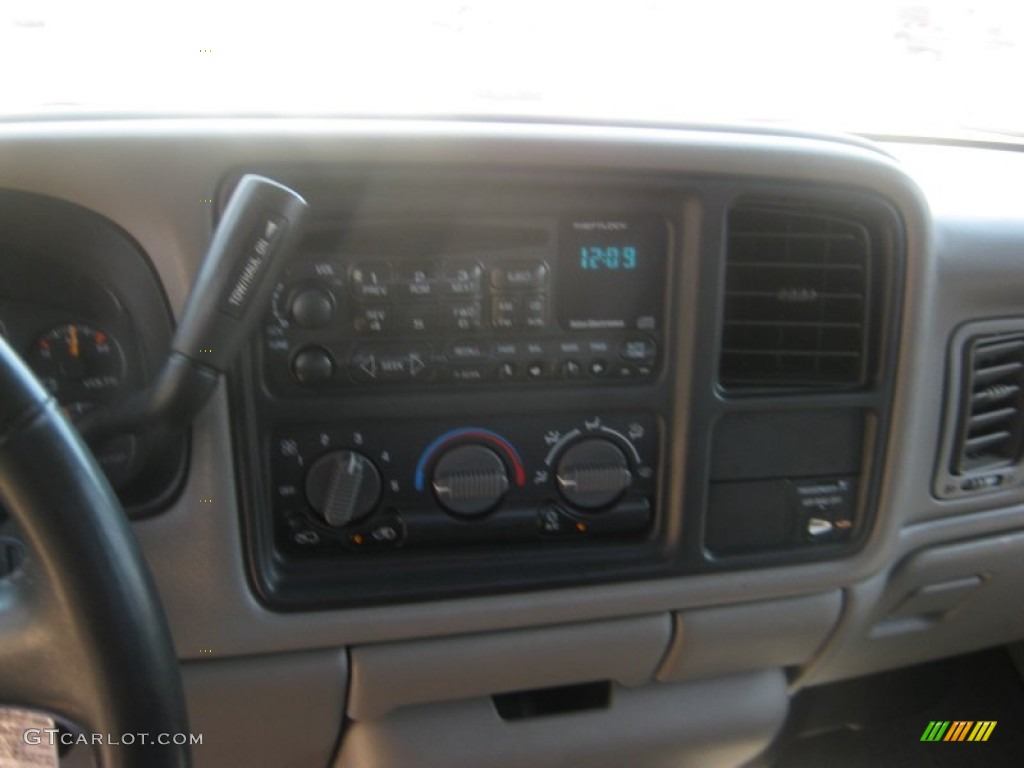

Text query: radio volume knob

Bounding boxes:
[432,444,509,516]
[290,286,334,328]
[305,450,382,527]
[555,438,632,510]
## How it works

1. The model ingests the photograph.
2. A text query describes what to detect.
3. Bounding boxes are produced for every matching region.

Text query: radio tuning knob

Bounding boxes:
[432,444,510,516]
[305,450,382,527]
[292,345,335,385]
[555,438,632,510]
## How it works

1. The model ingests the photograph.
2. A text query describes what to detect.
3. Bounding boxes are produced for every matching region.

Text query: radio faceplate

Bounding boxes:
[262,216,669,393]
[234,174,685,609]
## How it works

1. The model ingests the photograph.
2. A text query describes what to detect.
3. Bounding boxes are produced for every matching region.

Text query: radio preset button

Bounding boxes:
[444,301,483,331]
[401,305,436,334]
[351,262,392,300]
[443,261,483,296]
[399,262,437,299]
[490,261,549,291]
[352,304,391,334]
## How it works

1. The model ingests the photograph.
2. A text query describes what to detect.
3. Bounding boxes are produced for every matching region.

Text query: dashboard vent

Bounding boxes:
[953,334,1024,475]
[720,205,871,390]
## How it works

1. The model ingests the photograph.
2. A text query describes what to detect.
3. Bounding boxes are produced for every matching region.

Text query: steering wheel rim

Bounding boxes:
[0,335,190,767]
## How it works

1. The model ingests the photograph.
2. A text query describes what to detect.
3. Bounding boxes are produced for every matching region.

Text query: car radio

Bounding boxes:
[261,215,669,393]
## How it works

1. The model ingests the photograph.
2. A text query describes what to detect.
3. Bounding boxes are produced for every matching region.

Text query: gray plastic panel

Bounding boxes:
[182,650,347,768]
[349,614,672,720]
[336,671,787,768]
[802,530,1024,685]
[711,411,864,481]
[658,592,841,682]
[875,143,1024,525]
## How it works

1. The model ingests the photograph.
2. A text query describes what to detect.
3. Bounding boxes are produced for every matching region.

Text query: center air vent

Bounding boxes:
[720,205,872,390]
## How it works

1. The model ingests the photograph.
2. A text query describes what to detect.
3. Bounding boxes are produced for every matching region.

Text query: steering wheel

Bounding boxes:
[0,335,190,766]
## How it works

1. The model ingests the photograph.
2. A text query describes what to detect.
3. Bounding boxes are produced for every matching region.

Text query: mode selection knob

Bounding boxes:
[555,438,632,510]
[305,450,382,527]
[432,444,510,517]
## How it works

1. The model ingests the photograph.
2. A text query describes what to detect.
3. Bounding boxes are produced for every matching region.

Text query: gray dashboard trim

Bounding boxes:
[183,649,347,768]
[0,118,987,662]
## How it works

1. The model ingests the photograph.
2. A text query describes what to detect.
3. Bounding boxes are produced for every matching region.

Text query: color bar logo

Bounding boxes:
[921,721,997,742]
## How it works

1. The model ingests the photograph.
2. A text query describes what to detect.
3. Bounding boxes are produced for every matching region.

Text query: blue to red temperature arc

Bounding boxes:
[414,428,527,491]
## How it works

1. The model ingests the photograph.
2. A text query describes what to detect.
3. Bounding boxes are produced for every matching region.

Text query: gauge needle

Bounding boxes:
[69,325,80,358]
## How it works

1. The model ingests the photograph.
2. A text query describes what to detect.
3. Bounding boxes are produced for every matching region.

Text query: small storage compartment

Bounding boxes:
[658,592,841,682]
[348,614,672,720]
[335,671,788,768]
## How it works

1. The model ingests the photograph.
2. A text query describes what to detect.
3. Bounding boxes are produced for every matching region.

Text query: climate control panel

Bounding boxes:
[269,412,658,556]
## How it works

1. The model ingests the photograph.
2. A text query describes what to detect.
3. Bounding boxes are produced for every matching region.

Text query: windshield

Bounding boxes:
[2,0,1022,141]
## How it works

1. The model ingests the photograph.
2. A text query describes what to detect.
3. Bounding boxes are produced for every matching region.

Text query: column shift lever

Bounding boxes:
[79,174,308,447]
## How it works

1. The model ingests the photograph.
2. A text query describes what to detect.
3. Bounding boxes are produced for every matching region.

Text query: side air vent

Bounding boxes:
[954,334,1024,475]
[720,205,872,390]
[936,324,1024,499]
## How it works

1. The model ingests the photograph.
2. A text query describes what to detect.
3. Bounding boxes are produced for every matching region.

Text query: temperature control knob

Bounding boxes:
[432,444,509,516]
[305,450,382,527]
[555,438,632,510]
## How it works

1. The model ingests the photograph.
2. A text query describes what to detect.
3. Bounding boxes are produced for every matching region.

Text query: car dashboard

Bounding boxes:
[1,118,1023,767]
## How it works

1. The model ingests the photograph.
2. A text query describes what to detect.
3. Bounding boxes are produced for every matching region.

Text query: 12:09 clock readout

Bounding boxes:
[579,246,637,270]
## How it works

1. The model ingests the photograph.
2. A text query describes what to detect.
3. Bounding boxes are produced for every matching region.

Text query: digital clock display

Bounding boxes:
[558,216,668,331]
[580,246,638,271]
